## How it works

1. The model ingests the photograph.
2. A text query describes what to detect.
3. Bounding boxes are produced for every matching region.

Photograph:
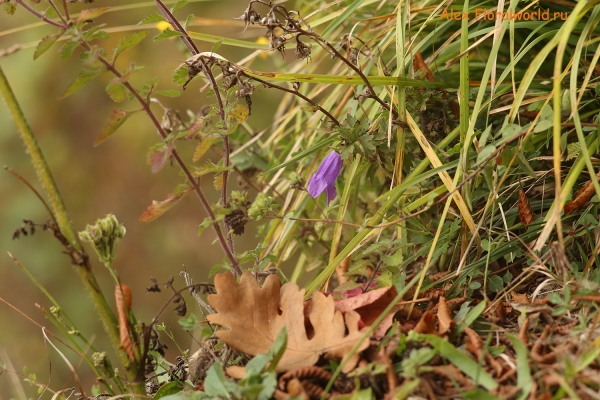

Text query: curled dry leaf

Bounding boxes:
[413,50,436,82]
[207,273,369,372]
[564,172,600,215]
[437,297,455,335]
[414,311,436,334]
[115,284,135,361]
[334,286,404,338]
[517,189,534,226]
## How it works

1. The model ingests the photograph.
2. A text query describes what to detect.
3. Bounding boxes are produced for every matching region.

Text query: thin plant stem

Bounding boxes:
[0,64,145,395]
[243,73,341,126]
[13,0,66,29]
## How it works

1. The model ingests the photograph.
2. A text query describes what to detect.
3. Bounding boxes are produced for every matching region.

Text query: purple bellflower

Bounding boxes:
[307,151,343,205]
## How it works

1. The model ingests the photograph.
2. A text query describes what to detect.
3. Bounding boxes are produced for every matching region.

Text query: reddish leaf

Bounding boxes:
[334,286,403,338]
[115,284,135,361]
[147,142,173,174]
[139,189,191,222]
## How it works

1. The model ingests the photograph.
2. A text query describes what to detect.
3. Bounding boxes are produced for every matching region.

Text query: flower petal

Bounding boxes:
[307,174,327,198]
[325,183,337,205]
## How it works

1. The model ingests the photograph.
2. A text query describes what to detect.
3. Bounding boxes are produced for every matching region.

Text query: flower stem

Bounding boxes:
[0,64,145,395]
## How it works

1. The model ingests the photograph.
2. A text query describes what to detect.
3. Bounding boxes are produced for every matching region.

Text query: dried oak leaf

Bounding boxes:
[334,286,403,338]
[207,273,369,372]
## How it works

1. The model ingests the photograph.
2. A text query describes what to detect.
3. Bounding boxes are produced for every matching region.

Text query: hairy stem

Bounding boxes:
[0,64,145,395]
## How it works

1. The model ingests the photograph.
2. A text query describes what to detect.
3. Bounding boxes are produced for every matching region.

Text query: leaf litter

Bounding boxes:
[199,270,600,399]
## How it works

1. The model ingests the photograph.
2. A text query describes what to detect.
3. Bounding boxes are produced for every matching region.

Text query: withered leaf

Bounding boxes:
[437,297,455,335]
[139,188,191,222]
[414,311,436,334]
[115,284,135,361]
[207,273,369,372]
[334,286,404,338]
[517,189,534,226]
[564,172,600,215]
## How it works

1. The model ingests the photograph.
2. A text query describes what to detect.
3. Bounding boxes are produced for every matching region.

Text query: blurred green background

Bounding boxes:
[0,0,283,397]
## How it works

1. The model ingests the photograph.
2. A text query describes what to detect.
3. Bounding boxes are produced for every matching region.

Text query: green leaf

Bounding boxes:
[171,0,188,13]
[3,3,16,15]
[83,26,110,42]
[462,300,486,327]
[517,150,537,178]
[488,275,504,292]
[507,335,533,399]
[381,251,403,267]
[477,145,496,165]
[154,381,184,398]
[154,89,181,97]
[154,29,184,41]
[321,0,366,38]
[106,81,127,103]
[33,29,65,60]
[211,38,224,53]
[138,12,166,25]
[113,31,149,61]
[94,109,138,146]
[533,105,553,133]
[426,336,497,391]
[77,7,111,21]
[184,14,194,30]
[268,327,288,372]
[198,217,213,236]
[58,68,105,100]
[191,160,231,177]
[204,361,231,399]
[500,124,521,140]
[193,137,219,162]
[173,67,189,85]
[59,41,79,61]
[178,313,197,331]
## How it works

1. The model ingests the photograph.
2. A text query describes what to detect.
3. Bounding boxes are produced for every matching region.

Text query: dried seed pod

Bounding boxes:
[517,189,534,226]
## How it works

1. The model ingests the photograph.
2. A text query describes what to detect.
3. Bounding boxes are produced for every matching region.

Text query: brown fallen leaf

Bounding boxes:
[437,297,455,335]
[207,273,369,372]
[115,284,135,361]
[414,311,436,334]
[564,172,600,215]
[334,286,403,338]
[518,189,534,226]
